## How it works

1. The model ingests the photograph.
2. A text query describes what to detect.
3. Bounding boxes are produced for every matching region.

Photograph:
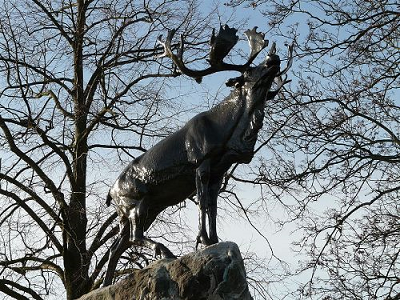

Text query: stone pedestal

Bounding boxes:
[78,242,253,300]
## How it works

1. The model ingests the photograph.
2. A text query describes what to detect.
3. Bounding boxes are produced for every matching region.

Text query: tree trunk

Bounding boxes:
[64,1,91,298]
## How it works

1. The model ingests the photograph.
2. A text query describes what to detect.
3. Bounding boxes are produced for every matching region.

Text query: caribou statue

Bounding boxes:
[103,25,293,286]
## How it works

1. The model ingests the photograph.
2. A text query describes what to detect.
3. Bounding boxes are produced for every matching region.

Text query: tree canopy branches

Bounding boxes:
[226,0,399,298]
[0,1,216,299]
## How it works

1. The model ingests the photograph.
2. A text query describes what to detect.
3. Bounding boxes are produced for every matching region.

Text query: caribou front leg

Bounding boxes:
[196,159,212,247]
[207,177,223,244]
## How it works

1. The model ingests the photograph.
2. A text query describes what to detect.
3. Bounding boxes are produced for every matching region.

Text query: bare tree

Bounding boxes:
[226,0,399,299]
[0,1,221,299]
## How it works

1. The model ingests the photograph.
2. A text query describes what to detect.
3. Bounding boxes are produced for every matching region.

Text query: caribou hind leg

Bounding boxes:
[103,218,130,287]
[103,228,175,288]
[128,198,176,259]
[103,199,175,287]
[130,237,176,259]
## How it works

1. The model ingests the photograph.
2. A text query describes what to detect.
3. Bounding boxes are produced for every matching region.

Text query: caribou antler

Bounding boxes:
[244,27,269,62]
[277,42,294,77]
[208,25,239,66]
[266,43,294,98]
[158,29,177,59]
[263,42,294,98]
[157,26,269,83]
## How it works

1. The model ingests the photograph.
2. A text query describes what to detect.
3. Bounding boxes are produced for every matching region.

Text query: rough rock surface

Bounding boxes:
[77,242,253,300]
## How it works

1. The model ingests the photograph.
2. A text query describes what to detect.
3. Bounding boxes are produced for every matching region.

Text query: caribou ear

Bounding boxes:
[225,75,245,88]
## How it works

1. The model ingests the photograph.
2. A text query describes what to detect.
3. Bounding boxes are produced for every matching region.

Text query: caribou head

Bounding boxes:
[158,25,293,162]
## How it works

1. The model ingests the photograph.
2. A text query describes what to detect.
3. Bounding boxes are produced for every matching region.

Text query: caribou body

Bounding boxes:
[103,25,292,286]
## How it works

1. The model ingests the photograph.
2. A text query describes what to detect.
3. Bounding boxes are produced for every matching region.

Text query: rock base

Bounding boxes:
[78,242,253,300]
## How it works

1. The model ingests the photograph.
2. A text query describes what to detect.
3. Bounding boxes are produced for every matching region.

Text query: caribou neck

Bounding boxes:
[225,84,269,159]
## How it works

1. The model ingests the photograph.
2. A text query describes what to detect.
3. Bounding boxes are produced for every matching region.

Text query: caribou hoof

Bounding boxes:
[209,236,218,245]
[196,232,212,249]
[154,243,176,259]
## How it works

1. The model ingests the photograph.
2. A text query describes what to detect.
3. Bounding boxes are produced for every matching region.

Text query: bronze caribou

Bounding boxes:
[103,25,293,286]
